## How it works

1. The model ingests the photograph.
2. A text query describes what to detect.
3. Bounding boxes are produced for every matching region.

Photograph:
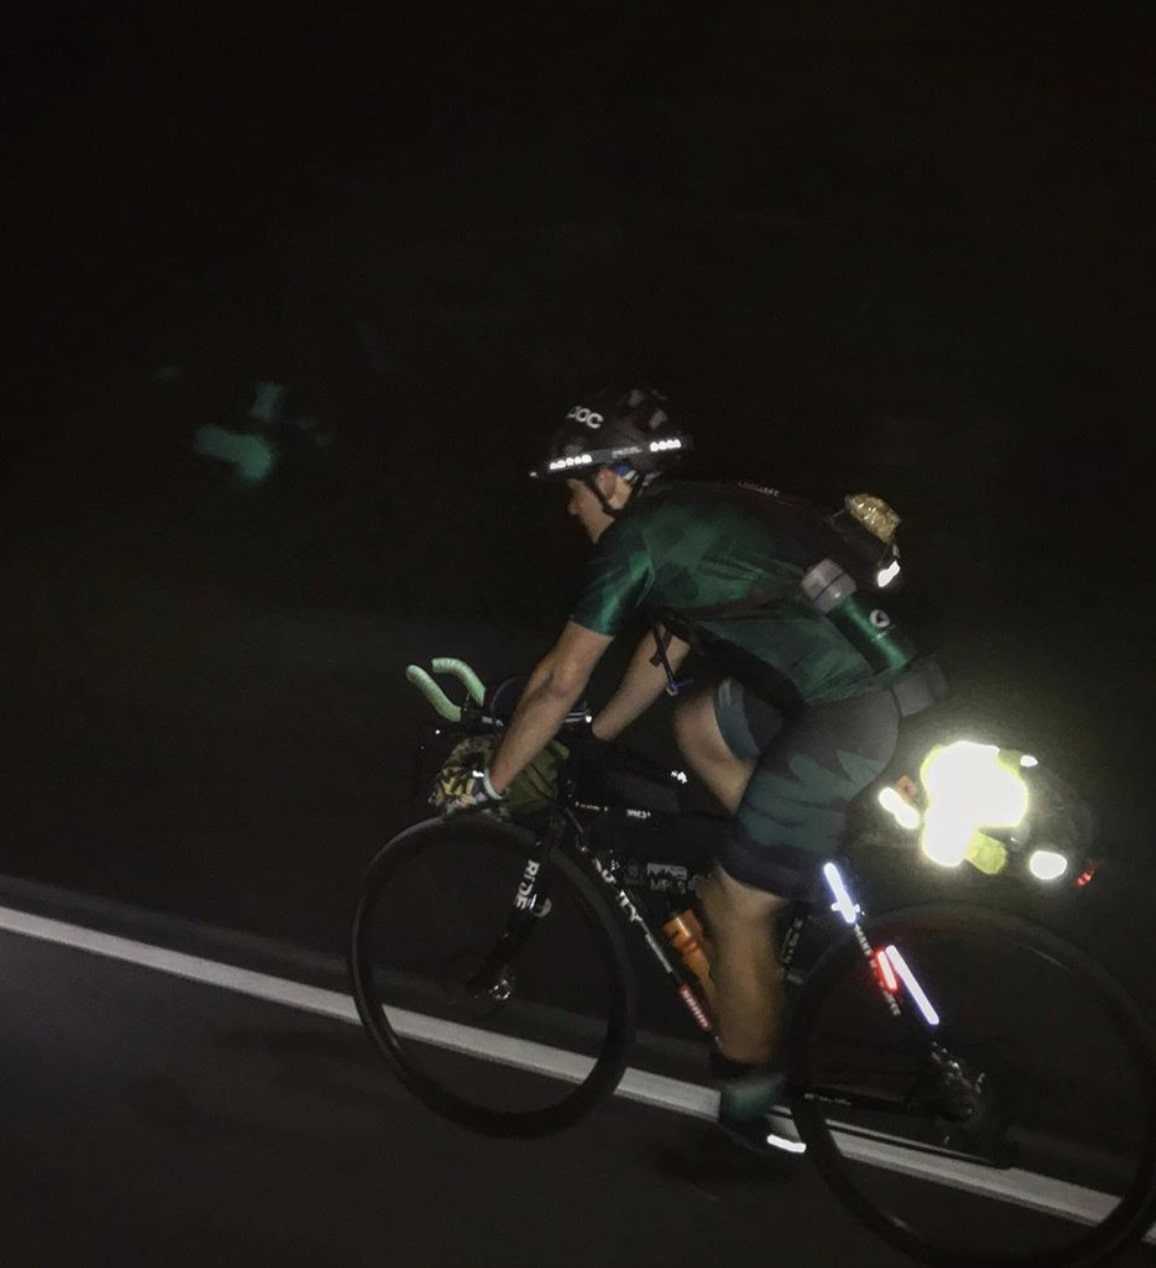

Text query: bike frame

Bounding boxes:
[409,660,989,1141]
[501,798,976,1133]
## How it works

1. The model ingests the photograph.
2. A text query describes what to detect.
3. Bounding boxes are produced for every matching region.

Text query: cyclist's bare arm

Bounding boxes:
[592,624,690,742]
[488,621,613,793]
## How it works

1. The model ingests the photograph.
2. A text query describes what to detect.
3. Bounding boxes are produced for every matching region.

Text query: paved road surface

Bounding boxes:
[2,900,1154,1267]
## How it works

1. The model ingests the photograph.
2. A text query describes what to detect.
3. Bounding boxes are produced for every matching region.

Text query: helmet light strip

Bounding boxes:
[543,437,686,474]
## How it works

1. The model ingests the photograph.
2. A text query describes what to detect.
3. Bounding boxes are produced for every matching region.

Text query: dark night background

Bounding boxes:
[2,9,1153,997]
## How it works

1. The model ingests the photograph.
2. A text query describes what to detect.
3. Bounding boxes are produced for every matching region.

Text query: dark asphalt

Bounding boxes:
[0,921,875,1267]
[5,915,1155,1268]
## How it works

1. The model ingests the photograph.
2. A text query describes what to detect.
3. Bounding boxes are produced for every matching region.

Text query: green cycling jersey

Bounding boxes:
[569,480,920,709]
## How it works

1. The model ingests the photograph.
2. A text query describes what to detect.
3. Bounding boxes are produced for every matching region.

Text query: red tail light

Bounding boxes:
[873,948,899,992]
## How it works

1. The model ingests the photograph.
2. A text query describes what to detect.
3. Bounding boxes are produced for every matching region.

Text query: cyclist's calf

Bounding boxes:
[697,864,791,1066]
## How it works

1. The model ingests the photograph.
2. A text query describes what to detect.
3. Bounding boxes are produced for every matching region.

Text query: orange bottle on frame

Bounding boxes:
[663,908,716,1012]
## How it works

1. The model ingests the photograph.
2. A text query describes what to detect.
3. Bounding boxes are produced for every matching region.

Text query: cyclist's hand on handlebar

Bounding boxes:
[433,756,507,817]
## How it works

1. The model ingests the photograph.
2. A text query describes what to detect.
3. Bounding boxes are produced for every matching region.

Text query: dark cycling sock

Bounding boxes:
[710,1050,785,1121]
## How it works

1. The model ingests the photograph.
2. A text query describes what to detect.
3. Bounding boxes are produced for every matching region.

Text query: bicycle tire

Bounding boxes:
[350,814,638,1138]
[788,901,1156,1268]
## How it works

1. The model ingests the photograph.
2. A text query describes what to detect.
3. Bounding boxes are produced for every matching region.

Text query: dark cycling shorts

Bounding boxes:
[712,678,899,901]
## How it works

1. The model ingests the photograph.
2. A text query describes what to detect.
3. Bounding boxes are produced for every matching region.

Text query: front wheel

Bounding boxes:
[350,814,637,1138]
[788,902,1156,1267]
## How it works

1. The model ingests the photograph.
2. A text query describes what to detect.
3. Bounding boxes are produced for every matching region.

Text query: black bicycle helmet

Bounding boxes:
[529,387,691,491]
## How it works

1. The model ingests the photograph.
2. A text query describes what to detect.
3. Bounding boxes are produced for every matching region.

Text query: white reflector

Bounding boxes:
[878,785,921,830]
[1028,850,1069,881]
[822,862,859,925]
[884,944,940,1026]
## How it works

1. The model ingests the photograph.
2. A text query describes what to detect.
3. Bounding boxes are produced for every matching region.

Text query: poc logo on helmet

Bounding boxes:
[566,406,604,429]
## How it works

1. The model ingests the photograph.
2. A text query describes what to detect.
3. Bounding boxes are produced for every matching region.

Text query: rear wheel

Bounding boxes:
[789,902,1156,1267]
[350,814,637,1137]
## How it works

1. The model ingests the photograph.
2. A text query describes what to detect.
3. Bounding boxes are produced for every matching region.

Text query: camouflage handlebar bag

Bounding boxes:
[429,735,570,818]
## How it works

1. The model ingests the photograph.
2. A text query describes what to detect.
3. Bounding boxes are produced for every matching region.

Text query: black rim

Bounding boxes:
[789,902,1156,1268]
[350,815,636,1138]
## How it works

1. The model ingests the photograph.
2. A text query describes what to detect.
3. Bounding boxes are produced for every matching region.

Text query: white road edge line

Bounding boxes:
[0,901,1149,1242]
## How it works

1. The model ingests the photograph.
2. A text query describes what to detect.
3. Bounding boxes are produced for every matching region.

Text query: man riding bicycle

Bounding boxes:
[442,386,948,1157]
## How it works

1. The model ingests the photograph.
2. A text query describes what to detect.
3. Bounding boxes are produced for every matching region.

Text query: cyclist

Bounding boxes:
[442,386,948,1157]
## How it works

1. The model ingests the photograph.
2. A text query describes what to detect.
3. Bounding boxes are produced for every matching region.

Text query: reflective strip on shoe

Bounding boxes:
[765,1123,807,1155]
[718,1108,807,1157]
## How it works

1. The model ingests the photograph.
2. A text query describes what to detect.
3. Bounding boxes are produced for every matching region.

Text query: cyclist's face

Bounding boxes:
[565,476,615,543]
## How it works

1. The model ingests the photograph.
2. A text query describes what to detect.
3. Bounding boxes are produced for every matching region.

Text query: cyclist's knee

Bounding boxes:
[699,865,788,936]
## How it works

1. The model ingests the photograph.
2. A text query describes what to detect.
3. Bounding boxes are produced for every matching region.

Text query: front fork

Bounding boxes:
[481,826,718,1034]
